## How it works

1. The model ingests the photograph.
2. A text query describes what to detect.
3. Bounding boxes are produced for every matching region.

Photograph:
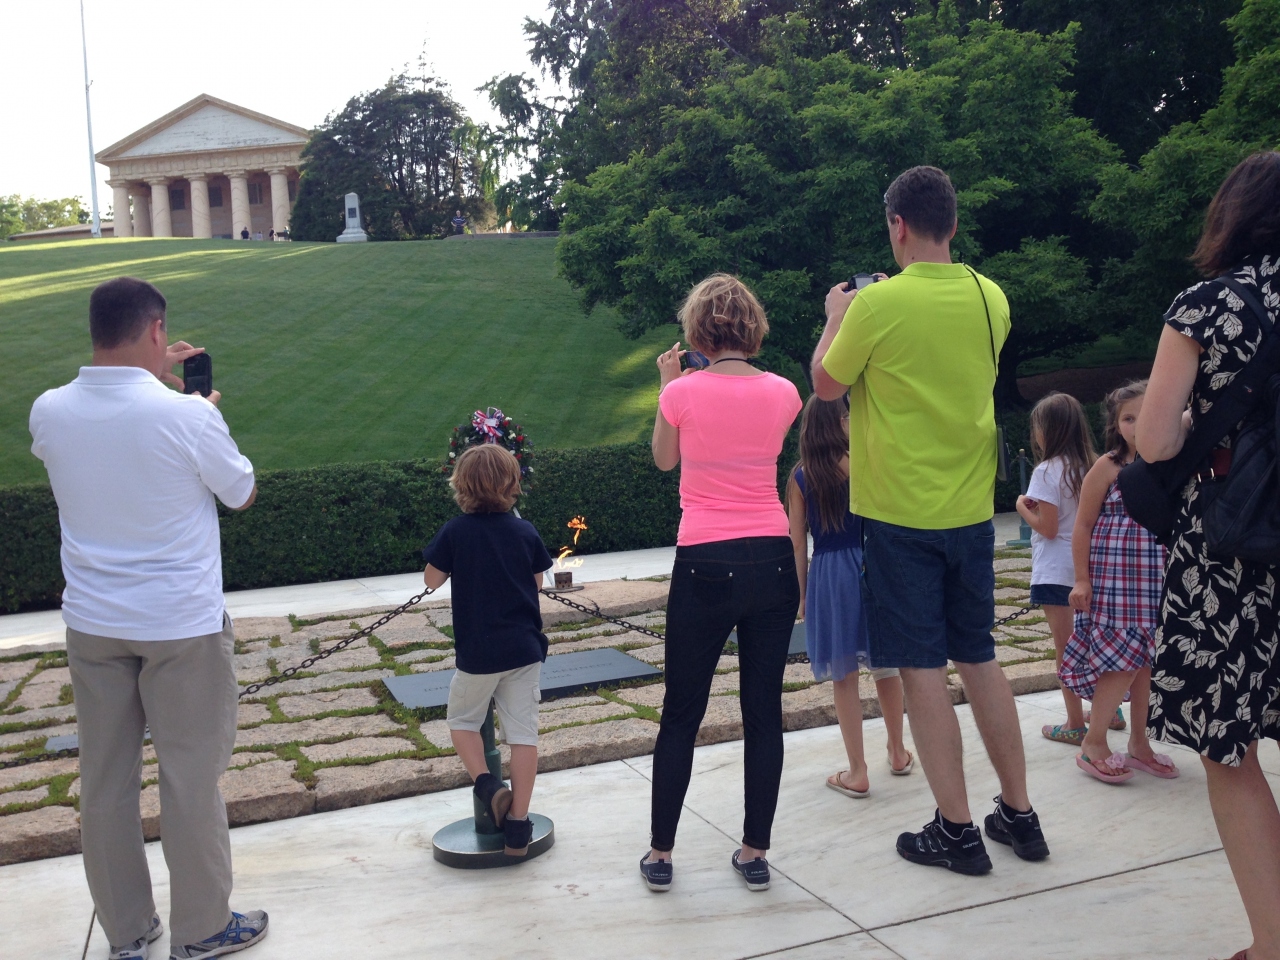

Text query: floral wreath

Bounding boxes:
[444,407,534,480]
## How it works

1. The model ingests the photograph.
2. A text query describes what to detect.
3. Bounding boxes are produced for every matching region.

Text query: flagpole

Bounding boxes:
[80,0,102,239]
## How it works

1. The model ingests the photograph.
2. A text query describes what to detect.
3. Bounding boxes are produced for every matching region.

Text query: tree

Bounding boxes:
[0,196,22,239]
[0,195,90,236]
[555,6,1116,402]
[1091,0,1280,329]
[290,73,496,242]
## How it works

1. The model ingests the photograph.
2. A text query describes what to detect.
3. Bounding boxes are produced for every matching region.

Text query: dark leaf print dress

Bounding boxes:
[1150,253,1280,766]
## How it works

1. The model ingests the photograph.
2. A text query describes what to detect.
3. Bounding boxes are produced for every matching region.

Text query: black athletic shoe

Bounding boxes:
[983,795,1050,861]
[731,850,771,891]
[640,853,673,892]
[896,811,993,875]
[504,816,533,856]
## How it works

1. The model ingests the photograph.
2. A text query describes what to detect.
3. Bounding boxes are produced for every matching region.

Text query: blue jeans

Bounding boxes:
[862,519,996,669]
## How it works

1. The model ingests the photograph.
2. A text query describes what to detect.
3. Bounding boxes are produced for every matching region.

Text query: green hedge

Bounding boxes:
[0,441,690,613]
[4,409,1094,615]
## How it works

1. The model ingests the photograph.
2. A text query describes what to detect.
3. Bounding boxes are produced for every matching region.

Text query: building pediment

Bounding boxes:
[96,94,309,163]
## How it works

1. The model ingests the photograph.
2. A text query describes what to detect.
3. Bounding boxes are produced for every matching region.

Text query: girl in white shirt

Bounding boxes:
[1015,392,1097,746]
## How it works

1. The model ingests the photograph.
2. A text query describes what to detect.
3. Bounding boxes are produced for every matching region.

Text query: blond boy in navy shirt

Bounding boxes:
[423,444,554,856]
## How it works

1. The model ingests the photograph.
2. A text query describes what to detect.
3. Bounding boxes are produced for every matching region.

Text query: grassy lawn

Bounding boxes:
[0,237,674,486]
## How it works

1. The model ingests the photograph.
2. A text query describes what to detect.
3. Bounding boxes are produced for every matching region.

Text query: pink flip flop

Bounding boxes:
[1124,752,1181,779]
[1076,751,1134,784]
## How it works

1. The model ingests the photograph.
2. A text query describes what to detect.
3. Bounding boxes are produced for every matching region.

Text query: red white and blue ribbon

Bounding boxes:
[471,407,505,440]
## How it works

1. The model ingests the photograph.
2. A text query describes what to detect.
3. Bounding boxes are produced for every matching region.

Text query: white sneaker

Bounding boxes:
[109,914,163,960]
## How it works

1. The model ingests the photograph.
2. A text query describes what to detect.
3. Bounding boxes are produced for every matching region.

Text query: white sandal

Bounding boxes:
[826,771,870,799]
[889,751,915,776]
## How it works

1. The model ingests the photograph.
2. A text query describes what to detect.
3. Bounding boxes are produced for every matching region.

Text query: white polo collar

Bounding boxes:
[74,365,162,386]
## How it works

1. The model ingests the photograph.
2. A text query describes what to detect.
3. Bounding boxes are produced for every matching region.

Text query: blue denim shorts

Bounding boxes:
[861,519,996,669]
[1029,583,1071,607]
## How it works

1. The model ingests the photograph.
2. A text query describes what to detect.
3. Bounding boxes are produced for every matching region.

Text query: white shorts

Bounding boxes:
[446,662,542,746]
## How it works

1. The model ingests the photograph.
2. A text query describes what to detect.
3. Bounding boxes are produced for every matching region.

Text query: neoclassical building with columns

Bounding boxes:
[97,94,307,240]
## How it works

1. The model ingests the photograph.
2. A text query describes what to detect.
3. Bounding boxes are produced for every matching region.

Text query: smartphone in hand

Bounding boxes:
[686,350,711,370]
[846,273,879,292]
[183,353,213,397]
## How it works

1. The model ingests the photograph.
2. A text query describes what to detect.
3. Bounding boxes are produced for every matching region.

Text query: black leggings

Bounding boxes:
[650,536,799,852]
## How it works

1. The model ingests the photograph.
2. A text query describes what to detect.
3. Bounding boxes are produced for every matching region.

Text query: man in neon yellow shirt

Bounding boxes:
[812,166,1048,876]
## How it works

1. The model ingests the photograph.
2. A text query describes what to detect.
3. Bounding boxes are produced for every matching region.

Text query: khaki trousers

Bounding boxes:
[67,614,238,947]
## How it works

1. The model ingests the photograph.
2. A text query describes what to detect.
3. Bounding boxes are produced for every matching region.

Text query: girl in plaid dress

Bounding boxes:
[1064,382,1179,784]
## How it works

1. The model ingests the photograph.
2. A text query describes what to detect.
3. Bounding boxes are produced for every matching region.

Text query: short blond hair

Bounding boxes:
[450,444,522,513]
[678,273,769,357]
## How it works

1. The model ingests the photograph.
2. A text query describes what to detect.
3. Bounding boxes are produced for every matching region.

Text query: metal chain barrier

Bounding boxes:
[0,587,435,771]
[1,590,1039,771]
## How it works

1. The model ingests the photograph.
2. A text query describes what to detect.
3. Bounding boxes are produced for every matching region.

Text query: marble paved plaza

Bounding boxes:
[6,690,1270,960]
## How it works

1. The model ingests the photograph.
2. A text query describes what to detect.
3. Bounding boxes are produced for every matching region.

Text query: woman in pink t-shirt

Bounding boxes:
[639,274,803,894]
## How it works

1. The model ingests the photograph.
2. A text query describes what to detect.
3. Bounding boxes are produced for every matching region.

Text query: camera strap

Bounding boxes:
[964,265,1010,482]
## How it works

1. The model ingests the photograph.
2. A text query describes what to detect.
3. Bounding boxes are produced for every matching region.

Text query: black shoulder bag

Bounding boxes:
[966,267,1010,482]
[1117,276,1280,559]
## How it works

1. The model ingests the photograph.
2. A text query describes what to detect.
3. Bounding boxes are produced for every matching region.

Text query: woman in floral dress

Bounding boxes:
[1138,151,1280,960]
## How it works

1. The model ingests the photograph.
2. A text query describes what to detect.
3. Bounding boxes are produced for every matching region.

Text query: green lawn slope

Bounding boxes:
[0,237,675,486]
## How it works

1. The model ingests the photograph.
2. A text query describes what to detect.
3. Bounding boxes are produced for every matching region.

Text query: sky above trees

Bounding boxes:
[0,0,557,211]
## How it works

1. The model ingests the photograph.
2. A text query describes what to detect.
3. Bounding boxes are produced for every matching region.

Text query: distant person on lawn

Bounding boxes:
[811,166,1049,875]
[423,443,555,857]
[451,210,466,235]
[28,277,268,959]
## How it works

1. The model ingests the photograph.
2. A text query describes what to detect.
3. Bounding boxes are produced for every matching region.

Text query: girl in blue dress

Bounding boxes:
[787,395,913,798]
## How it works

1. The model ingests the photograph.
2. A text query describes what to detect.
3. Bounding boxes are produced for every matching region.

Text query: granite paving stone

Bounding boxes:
[0,786,49,807]
[410,657,456,673]
[301,736,417,763]
[231,616,292,640]
[234,714,402,748]
[276,687,379,718]
[221,760,313,825]
[537,702,637,731]
[0,662,38,683]
[419,719,453,750]
[614,682,666,708]
[0,805,80,864]
[312,756,469,812]
[536,718,659,773]
[697,695,744,745]
[237,703,272,726]
[538,695,607,711]
[242,668,394,697]
[0,703,77,726]
[374,618,451,648]
[394,648,453,665]
[0,723,77,749]
[628,645,666,665]
[0,757,79,791]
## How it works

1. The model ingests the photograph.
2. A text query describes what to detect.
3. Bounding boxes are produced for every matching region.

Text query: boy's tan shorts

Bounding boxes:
[446,662,542,746]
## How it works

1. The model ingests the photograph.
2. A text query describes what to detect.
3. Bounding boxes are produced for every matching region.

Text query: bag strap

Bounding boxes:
[963,266,999,374]
[1150,274,1278,486]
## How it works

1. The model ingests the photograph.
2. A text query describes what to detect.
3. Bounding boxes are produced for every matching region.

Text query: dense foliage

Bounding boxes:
[290,72,497,241]
[481,0,1276,402]
[0,443,681,613]
[0,195,91,238]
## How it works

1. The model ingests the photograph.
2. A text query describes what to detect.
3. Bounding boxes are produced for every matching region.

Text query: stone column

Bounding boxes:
[189,175,212,239]
[107,180,132,238]
[132,188,152,237]
[267,167,291,236]
[145,178,172,237]
[227,171,250,238]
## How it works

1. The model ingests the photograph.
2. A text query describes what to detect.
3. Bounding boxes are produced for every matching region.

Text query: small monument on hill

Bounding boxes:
[336,192,368,243]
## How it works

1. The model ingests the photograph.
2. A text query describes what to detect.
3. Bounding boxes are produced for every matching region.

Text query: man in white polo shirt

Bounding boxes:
[29,277,268,960]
